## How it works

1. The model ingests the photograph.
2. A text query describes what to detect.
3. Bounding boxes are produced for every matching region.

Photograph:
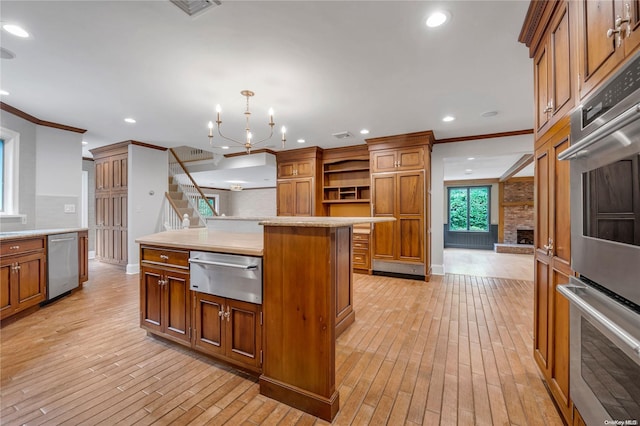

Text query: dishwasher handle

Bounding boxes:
[49,237,77,243]
[188,258,258,270]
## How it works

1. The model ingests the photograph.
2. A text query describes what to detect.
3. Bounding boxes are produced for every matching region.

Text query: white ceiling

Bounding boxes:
[0,0,534,188]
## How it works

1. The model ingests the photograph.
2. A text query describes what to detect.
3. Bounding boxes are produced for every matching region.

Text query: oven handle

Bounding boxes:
[188,258,258,270]
[558,103,640,161]
[558,284,640,357]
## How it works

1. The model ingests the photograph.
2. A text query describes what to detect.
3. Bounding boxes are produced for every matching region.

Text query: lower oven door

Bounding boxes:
[558,278,640,425]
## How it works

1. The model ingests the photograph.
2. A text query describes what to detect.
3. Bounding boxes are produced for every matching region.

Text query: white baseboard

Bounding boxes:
[126,263,140,275]
[431,264,445,276]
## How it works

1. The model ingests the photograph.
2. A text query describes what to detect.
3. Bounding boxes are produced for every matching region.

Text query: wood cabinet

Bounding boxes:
[322,157,370,203]
[193,292,262,372]
[533,1,575,136]
[577,0,640,98]
[0,237,47,321]
[276,147,324,216]
[140,246,191,345]
[78,230,89,285]
[367,131,433,279]
[91,144,129,265]
[533,120,573,423]
[352,231,370,274]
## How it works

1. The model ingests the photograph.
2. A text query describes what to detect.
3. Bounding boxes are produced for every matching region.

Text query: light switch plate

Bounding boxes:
[64,204,76,213]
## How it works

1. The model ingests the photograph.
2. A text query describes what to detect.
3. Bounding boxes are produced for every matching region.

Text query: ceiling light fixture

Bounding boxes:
[481,110,499,117]
[82,141,88,145]
[0,90,9,96]
[297,139,306,144]
[124,117,136,123]
[467,157,475,160]
[3,24,29,38]
[442,115,455,122]
[208,90,286,154]
[426,11,450,28]
[360,129,370,135]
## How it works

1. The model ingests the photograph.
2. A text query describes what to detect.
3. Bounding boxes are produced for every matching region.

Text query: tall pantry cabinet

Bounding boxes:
[366,131,433,280]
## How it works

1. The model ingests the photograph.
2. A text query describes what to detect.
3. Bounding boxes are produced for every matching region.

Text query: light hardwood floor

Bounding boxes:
[444,249,534,281]
[0,260,560,425]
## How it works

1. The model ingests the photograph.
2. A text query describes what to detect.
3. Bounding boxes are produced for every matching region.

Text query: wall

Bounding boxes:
[0,111,82,231]
[82,159,96,254]
[228,188,277,216]
[431,134,534,275]
[503,179,534,244]
[126,145,168,274]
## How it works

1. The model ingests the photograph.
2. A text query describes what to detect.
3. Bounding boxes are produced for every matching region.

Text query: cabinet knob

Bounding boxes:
[10,245,19,250]
[224,306,231,321]
[218,306,225,318]
[160,254,169,260]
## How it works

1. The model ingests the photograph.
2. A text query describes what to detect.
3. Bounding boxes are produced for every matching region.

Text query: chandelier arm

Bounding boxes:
[253,127,275,145]
[216,126,245,146]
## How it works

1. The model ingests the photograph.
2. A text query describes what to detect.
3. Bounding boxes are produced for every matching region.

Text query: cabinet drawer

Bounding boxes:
[1,238,45,257]
[353,233,370,243]
[353,251,369,267]
[141,246,189,268]
[353,241,369,250]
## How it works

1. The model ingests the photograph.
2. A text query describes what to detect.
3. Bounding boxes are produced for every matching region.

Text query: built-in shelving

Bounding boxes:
[323,160,370,203]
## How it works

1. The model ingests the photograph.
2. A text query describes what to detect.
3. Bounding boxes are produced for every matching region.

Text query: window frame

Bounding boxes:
[0,127,20,216]
[447,185,491,233]
[197,194,219,218]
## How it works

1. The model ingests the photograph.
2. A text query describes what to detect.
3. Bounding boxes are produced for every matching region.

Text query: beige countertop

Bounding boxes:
[258,216,394,228]
[0,228,88,241]
[136,229,264,256]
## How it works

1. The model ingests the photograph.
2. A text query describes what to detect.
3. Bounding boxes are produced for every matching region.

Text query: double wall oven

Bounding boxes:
[557,51,640,425]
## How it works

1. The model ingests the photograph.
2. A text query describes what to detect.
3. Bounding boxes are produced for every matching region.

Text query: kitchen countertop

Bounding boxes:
[258,216,393,228]
[136,228,264,256]
[0,228,88,241]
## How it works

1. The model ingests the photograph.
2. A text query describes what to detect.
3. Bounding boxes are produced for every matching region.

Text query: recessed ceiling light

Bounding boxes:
[442,115,455,122]
[0,90,9,96]
[82,141,88,145]
[426,11,450,28]
[221,146,229,150]
[481,110,499,117]
[124,117,136,123]
[360,129,370,135]
[467,157,475,160]
[465,169,473,174]
[3,24,29,38]
[297,139,306,144]
[225,180,247,184]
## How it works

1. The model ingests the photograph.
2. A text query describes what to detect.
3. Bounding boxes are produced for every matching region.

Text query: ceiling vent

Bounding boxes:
[170,0,221,16]
[332,131,353,139]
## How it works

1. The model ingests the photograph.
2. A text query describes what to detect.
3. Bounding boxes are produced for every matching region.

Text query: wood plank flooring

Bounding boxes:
[0,261,562,425]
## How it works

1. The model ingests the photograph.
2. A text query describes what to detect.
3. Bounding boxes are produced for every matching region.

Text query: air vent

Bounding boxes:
[170,0,221,16]
[332,131,353,139]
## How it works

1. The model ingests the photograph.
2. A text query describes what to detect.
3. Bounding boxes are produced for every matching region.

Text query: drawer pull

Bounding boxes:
[160,254,169,260]
[10,245,20,250]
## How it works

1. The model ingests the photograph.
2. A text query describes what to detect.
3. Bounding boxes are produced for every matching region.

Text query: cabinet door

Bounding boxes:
[551,135,571,264]
[140,266,163,333]
[294,160,314,178]
[397,171,424,262]
[277,162,296,179]
[579,0,625,97]
[193,293,225,357]
[549,265,572,421]
[0,260,15,319]
[623,0,640,55]
[164,270,190,343]
[96,193,110,227]
[16,253,46,309]
[370,151,397,172]
[534,43,551,132]
[277,180,294,216]
[371,174,396,259]
[550,3,573,121]
[95,158,110,191]
[111,154,128,189]
[78,231,89,284]
[294,178,312,216]
[226,299,262,368]
[396,147,425,171]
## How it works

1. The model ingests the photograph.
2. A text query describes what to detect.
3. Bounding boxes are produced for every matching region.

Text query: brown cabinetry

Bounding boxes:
[78,230,89,285]
[533,120,573,423]
[367,131,433,279]
[0,237,47,321]
[140,246,191,345]
[577,0,640,98]
[276,147,324,216]
[352,231,370,274]
[91,144,129,265]
[193,292,262,372]
[533,1,575,135]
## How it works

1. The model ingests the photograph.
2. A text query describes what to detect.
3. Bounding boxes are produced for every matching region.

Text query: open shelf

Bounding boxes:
[323,159,370,204]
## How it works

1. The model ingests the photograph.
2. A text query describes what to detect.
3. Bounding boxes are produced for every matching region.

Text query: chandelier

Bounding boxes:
[208,90,286,153]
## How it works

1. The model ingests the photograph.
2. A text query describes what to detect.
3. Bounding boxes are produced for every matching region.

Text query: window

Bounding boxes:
[197,195,219,217]
[448,186,490,232]
[0,127,19,216]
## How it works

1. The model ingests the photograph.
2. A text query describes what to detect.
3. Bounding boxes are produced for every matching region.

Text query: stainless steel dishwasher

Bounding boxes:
[47,232,79,300]
[189,251,262,304]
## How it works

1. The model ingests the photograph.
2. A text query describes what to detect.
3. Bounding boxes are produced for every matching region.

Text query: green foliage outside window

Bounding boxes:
[448,186,489,232]
[198,198,216,217]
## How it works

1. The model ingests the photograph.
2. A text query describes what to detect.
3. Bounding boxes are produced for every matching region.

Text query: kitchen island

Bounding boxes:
[136,216,393,421]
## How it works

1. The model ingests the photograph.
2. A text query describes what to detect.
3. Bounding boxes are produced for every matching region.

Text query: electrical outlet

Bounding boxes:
[21,215,27,224]
[64,204,76,213]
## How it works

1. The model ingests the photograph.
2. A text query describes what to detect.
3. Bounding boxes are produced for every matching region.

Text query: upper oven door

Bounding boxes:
[560,101,640,307]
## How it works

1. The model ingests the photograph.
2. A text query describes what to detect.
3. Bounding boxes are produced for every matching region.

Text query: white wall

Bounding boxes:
[35,126,83,228]
[126,145,168,274]
[228,188,276,216]
[431,134,533,275]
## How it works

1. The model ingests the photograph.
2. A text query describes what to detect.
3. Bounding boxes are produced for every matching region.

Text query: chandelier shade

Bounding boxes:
[208,90,286,153]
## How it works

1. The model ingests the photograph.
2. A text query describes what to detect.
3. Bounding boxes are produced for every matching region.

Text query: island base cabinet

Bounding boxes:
[140,265,191,346]
[193,292,263,372]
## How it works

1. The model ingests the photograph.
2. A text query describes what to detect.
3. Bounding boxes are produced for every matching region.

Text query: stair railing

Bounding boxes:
[162,194,184,230]
[168,148,219,223]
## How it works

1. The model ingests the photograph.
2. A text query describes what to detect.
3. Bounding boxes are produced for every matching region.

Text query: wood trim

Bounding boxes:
[90,140,167,158]
[82,157,94,162]
[366,130,435,151]
[169,148,219,216]
[223,148,277,158]
[0,102,87,134]
[499,154,534,182]
[435,129,534,144]
[505,176,535,183]
[498,182,505,243]
[503,201,534,207]
[275,146,323,161]
[322,144,369,162]
[444,178,499,186]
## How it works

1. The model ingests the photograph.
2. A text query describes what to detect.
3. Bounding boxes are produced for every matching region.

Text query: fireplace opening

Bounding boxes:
[517,229,534,245]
